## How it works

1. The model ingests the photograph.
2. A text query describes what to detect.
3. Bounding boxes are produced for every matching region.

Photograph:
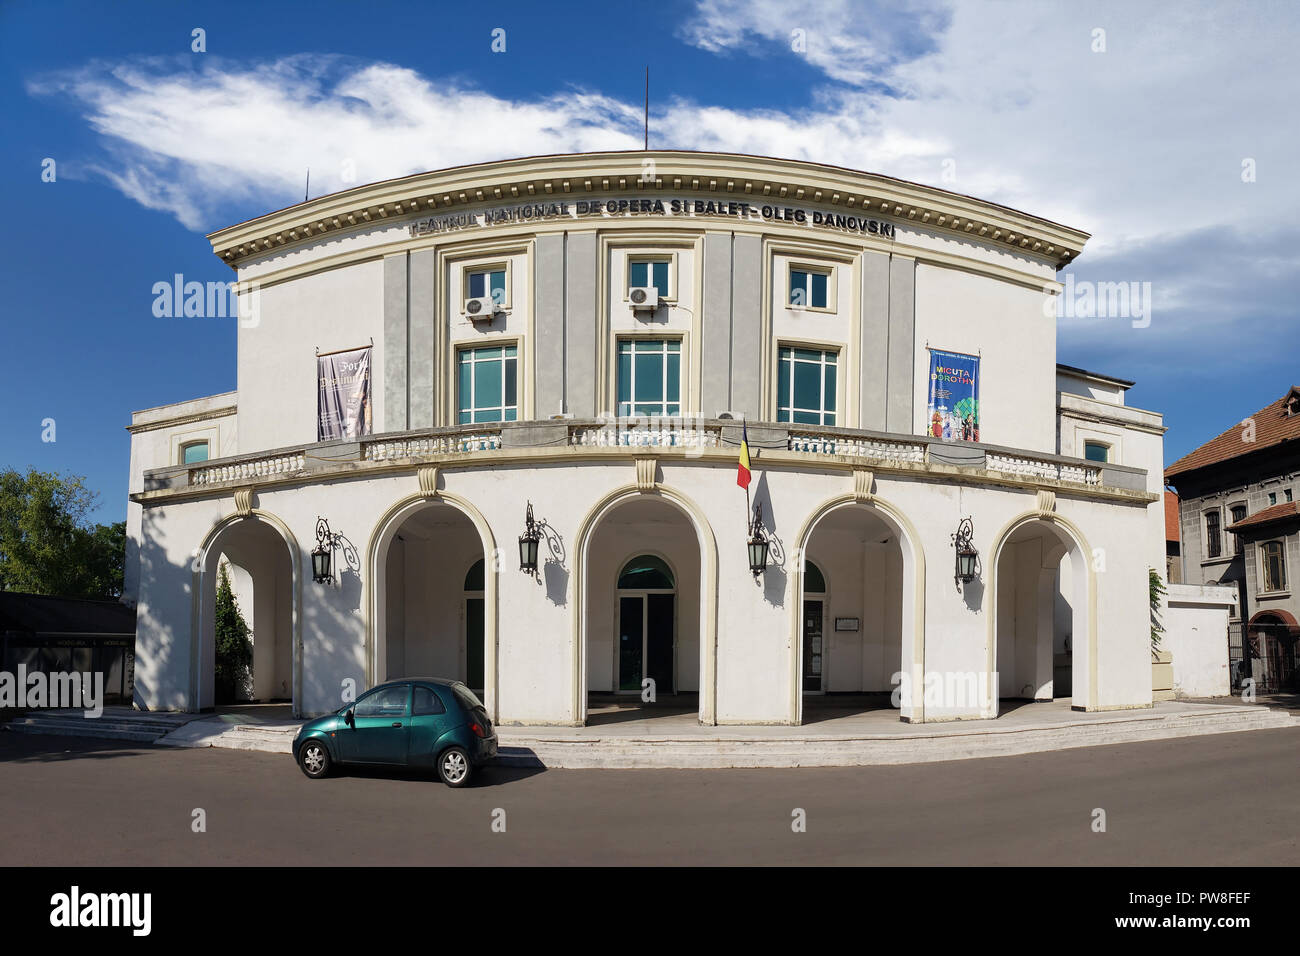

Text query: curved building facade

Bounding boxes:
[127,151,1166,725]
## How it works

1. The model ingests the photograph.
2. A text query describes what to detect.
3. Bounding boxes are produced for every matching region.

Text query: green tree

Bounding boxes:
[0,468,125,599]
[214,565,253,702]
[1149,568,1167,651]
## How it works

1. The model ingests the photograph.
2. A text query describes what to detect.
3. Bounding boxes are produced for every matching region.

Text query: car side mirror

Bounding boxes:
[344,709,355,726]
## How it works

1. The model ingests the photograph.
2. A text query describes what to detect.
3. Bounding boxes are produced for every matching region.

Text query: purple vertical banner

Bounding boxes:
[927,348,980,442]
[317,346,372,441]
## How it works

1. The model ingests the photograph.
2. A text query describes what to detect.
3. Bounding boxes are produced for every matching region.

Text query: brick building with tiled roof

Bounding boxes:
[1164,386,1300,691]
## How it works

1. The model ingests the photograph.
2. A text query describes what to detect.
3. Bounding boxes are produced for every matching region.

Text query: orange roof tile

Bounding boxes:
[1165,386,1300,479]
[1164,491,1180,543]
[1228,500,1300,532]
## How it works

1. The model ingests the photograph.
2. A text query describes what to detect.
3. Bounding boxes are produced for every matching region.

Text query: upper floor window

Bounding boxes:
[181,441,209,465]
[1287,489,1294,503]
[777,346,837,426]
[467,268,507,307]
[789,267,829,309]
[1268,492,1277,506]
[1260,540,1287,593]
[1230,504,1247,554]
[617,339,681,417]
[458,344,518,423]
[1205,511,1222,559]
[1083,441,1110,463]
[628,258,670,298]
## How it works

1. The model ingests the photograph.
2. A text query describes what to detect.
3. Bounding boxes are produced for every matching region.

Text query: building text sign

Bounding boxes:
[410,198,896,240]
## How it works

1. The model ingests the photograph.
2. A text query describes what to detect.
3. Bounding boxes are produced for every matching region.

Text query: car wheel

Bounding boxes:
[438,746,472,787]
[298,739,332,779]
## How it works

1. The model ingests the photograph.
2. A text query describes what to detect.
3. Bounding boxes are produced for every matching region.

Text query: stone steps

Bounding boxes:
[494,707,1296,769]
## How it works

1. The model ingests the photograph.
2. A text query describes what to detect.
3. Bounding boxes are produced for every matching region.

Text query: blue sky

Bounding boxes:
[3,0,1298,523]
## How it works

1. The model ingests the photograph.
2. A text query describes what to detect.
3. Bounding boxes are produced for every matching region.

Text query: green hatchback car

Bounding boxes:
[293,679,497,787]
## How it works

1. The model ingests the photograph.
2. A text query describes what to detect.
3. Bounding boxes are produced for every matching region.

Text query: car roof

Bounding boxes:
[378,677,460,688]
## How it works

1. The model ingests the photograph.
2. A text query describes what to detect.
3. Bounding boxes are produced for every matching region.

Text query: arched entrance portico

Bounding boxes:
[792,496,924,724]
[1247,609,1299,692]
[987,513,1096,715]
[573,485,718,725]
[193,512,301,715]
[367,492,498,719]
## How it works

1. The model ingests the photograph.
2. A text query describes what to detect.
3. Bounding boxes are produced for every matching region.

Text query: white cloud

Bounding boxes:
[25,0,1300,368]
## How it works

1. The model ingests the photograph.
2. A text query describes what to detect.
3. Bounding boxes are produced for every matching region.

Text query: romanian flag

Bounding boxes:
[736,420,752,490]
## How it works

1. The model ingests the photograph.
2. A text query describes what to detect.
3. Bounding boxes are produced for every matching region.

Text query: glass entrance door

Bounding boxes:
[466,597,484,695]
[618,594,675,694]
[803,599,824,693]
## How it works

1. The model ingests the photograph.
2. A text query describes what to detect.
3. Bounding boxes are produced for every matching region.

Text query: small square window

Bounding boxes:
[790,268,830,309]
[628,259,670,297]
[1083,441,1109,463]
[467,268,507,307]
[181,441,209,465]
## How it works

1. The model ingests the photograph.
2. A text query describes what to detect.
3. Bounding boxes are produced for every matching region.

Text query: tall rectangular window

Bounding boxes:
[467,268,507,306]
[777,346,837,425]
[1261,541,1287,592]
[789,268,829,309]
[628,259,670,297]
[458,345,518,423]
[617,339,681,417]
[1205,511,1222,559]
[1231,505,1247,554]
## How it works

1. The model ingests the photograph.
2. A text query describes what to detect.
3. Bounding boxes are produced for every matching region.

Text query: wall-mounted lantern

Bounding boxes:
[747,502,770,577]
[952,516,979,587]
[518,502,541,574]
[312,517,335,584]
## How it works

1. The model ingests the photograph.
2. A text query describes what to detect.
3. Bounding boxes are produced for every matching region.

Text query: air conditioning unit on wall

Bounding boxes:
[464,297,499,322]
[629,287,660,315]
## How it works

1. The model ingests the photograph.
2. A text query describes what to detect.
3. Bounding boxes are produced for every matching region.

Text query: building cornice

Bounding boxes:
[207,151,1090,271]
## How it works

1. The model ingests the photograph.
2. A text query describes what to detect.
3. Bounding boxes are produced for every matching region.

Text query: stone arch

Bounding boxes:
[571,484,719,725]
[791,494,926,724]
[986,510,1098,715]
[365,490,499,720]
[191,510,303,715]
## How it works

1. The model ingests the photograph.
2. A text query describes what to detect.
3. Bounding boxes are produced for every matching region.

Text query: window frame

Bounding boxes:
[1229,502,1248,555]
[1083,441,1110,463]
[787,262,835,312]
[615,336,684,418]
[625,253,677,302]
[180,440,210,465]
[1259,539,1288,594]
[775,343,840,426]
[1204,509,1222,560]
[456,341,520,424]
[462,260,512,311]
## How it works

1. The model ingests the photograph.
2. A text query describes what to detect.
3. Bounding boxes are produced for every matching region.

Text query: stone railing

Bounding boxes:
[986,451,1100,485]
[787,431,927,464]
[568,419,723,449]
[191,452,306,487]
[148,418,1138,500]
[364,426,503,460]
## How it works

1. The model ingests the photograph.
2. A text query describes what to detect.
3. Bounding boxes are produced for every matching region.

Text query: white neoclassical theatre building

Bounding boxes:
[125,151,1169,726]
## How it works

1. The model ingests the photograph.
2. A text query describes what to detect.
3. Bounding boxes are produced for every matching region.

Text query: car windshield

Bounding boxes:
[451,683,484,711]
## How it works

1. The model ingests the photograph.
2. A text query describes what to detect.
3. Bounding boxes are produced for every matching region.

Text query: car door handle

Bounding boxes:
[391,722,402,728]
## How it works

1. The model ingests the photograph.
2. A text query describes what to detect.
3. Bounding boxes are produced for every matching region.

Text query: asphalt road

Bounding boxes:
[0,727,1296,866]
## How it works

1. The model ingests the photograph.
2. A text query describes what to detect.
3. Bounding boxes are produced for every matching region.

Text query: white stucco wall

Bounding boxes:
[915,265,1057,453]
[132,451,1155,724]
[1165,583,1234,698]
